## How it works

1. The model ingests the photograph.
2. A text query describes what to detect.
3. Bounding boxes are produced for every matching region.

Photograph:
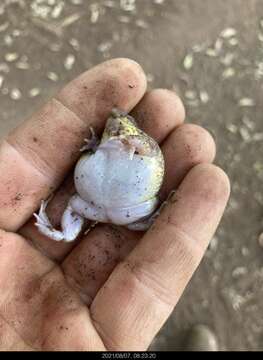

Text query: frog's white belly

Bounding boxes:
[74,143,157,210]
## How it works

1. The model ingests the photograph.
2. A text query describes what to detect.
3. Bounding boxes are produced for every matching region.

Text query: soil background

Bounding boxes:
[0,0,262,351]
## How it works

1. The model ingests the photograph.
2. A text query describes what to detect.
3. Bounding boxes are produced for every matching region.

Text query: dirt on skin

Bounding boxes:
[0,0,262,351]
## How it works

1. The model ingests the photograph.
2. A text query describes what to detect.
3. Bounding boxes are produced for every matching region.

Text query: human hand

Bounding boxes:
[0,59,230,351]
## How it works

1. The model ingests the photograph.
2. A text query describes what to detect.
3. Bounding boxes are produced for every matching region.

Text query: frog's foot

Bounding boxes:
[127,190,176,231]
[34,200,65,241]
[34,200,84,242]
[80,127,99,152]
[126,215,155,231]
[126,209,161,231]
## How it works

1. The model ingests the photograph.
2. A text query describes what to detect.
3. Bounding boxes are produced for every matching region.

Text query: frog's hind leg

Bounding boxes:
[61,205,85,242]
[69,194,108,223]
[107,197,159,227]
[34,199,84,242]
[34,200,65,241]
[127,190,176,231]
[126,214,156,231]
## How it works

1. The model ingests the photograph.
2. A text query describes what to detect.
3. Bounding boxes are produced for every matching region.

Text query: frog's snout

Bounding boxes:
[111,108,137,126]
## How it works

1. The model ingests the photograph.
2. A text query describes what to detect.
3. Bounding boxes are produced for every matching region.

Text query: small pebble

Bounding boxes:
[5,53,19,62]
[252,133,263,141]
[16,57,30,70]
[206,48,219,57]
[220,27,237,38]
[71,0,83,4]
[29,88,41,98]
[258,32,263,42]
[51,3,64,18]
[232,267,248,278]
[103,0,116,8]
[49,43,62,52]
[12,29,21,37]
[4,35,13,46]
[90,3,100,24]
[0,22,9,32]
[64,54,75,70]
[222,67,235,79]
[226,123,238,134]
[214,38,223,52]
[241,247,249,257]
[185,90,197,100]
[239,127,251,142]
[238,98,255,107]
[47,71,59,81]
[184,325,219,351]
[69,38,80,51]
[183,53,194,70]
[221,53,235,66]
[242,116,254,130]
[120,0,136,12]
[209,236,218,252]
[228,37,239,46]
[192,43,206,53]
[146,73,154,83]
[97,41,112,52]
[10,88,22,100]
[258,233,263,248]
[136,19,148,28]
[200,91,210,104]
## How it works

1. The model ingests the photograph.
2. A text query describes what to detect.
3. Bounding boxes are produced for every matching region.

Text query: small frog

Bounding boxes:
[34,108,165,242]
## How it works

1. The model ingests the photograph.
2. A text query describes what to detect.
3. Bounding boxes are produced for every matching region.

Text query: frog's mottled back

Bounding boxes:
[101,108,141,143]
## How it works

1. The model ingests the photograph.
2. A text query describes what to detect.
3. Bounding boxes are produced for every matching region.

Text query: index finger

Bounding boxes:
[0,58,147,231]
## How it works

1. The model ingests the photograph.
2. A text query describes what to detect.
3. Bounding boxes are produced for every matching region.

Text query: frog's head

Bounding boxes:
[101,108,140,142]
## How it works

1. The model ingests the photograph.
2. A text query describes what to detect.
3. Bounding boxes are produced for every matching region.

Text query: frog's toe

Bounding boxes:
[34,201,65,241]
[35,222,65,242]
[80,127,99,152]
[35,200,50,224]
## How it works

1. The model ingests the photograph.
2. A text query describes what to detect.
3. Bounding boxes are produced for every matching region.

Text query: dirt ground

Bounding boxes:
[0,0,262,351]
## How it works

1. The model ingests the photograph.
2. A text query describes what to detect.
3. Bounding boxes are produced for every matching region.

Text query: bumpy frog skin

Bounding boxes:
[34,109,165,242]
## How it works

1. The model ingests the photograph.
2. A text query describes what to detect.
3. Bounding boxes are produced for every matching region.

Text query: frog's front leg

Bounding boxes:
[80,127,99,152]
[34,197,85,242]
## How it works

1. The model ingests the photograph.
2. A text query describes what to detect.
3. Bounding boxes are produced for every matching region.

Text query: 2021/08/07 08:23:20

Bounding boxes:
[101,352,157,359]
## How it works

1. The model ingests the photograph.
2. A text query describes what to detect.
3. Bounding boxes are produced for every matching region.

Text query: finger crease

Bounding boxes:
[159,216,205,258]
[4,139,54,183]
[123,259,176,308]
[53,97,88,127]
[0,312,36,350]
[89,310,119,351]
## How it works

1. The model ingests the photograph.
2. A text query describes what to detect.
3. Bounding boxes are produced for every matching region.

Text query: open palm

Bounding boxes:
[0,59,230,351]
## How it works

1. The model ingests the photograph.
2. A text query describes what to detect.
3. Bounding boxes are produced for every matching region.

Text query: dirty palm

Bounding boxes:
[35,108,165,242]
[0,58,230,351]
